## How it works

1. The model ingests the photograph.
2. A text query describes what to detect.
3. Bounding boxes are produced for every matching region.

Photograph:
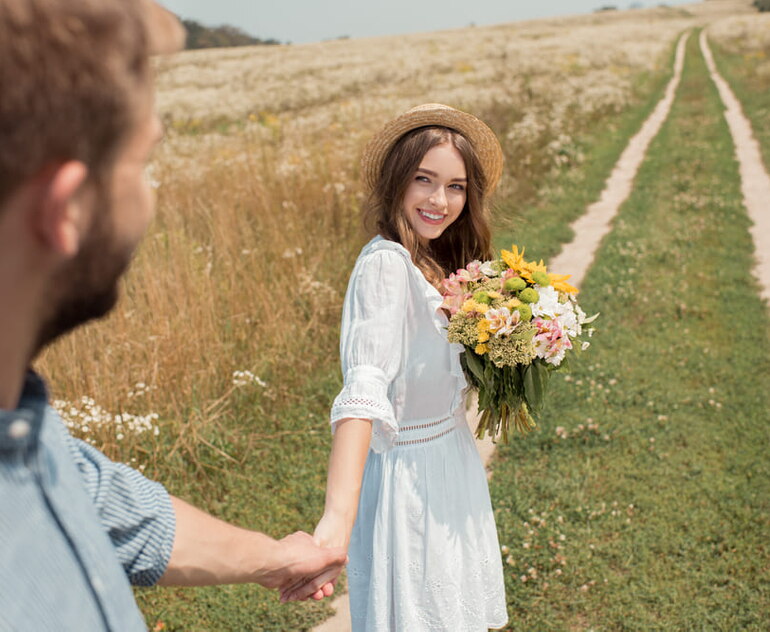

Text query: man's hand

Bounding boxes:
[263,531,346,601]
[158,496,346,600]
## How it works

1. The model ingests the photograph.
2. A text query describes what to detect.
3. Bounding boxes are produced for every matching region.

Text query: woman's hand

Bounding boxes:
[313,509,353,551]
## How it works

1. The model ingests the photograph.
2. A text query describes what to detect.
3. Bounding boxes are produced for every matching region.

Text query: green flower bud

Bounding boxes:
[519,288,540,304]
[515,304,532,322]
[473,290,492,305]
[503,277,527,293]
[532,271,550,287]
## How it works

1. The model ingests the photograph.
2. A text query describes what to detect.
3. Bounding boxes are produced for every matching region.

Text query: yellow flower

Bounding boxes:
[501,245,527,273]
[549,273,579,294]
[520,258,548,283]
[477,319,491,343]
[487,290,503,300]
[505,298,522,309]
[462,299,490,314]
[475,343,489,355]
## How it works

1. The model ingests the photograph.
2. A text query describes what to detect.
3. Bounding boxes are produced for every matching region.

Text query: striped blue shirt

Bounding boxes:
[0,372,176,631]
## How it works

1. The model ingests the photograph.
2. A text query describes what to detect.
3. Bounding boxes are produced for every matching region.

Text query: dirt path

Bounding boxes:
[312,32,690,632]
[547,32,689,284]
[700,30,770,305]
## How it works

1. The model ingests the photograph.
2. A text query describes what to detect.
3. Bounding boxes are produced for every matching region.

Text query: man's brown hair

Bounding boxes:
[0,0,181,206]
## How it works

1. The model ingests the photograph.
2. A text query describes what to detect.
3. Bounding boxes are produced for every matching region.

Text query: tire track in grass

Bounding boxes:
[700,30,770,305]
[548,32,688,287]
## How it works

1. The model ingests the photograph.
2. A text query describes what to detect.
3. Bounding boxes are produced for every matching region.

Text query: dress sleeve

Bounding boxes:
[331,249,408,452]
[62,425,176,586]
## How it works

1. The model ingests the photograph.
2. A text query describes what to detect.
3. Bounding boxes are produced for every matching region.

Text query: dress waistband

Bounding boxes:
[393,410,463,447]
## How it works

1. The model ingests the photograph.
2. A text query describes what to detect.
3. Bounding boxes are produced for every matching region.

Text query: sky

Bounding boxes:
[159,0,696,44]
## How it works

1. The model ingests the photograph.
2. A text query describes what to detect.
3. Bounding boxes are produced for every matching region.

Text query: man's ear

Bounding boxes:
[32,161,90,257]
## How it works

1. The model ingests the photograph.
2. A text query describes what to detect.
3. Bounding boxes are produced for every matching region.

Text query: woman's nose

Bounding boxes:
[429,186,447,209]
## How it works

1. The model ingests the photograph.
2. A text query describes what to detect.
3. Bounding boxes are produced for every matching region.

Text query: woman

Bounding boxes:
[305,104,508,630]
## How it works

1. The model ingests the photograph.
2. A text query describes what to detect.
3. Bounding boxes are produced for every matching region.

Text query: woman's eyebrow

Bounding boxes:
[416,167,467,181]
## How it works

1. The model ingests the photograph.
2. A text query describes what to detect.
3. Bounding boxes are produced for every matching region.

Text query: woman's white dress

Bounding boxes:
[330,236,508,631]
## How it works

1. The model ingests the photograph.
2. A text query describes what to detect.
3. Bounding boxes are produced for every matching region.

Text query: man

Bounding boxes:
[0,0,345,629]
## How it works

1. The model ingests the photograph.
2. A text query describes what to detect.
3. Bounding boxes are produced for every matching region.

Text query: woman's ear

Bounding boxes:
[31,161,90,257]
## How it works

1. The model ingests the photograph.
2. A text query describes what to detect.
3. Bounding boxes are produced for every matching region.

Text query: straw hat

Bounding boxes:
[361,103,504,195]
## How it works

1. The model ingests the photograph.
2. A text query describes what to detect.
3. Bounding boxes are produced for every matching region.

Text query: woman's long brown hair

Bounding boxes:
[363,126,493,288]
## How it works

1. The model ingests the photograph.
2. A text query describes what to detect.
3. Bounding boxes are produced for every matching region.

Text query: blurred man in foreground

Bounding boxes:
[0,1,345,628]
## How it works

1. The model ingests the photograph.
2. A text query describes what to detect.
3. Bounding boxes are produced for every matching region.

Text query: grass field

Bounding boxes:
[489,29,770,631]
[31,1,767,629]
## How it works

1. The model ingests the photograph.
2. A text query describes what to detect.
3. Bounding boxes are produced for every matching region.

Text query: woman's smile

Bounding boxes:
[416,208,447,224]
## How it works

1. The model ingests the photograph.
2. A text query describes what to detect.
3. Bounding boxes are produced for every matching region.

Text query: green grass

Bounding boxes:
[489,31,770,630]
[708,32,770,172]
[136,38,685,632]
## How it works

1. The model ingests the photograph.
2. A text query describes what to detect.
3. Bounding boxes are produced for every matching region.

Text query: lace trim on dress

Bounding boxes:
[330,365,399,452]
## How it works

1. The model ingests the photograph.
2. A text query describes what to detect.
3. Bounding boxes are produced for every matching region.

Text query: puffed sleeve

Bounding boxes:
[330,249,408,452]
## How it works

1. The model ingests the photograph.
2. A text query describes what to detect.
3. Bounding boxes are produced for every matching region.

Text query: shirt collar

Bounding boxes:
[0,370,48,453]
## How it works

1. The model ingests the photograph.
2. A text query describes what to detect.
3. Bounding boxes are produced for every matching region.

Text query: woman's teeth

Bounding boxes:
[419,209,443,221]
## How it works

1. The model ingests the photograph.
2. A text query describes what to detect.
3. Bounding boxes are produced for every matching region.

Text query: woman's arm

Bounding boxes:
[316,417,373,547]
[280,417,372,602]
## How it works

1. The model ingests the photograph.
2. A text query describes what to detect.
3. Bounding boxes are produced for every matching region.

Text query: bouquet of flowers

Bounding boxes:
[442,245,597,442]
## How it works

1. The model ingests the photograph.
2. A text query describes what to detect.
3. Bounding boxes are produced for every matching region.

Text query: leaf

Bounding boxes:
[523,362,550,414]
[463,350,486,385]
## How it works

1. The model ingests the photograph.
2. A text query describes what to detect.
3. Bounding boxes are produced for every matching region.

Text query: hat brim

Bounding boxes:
[361,103,504,195]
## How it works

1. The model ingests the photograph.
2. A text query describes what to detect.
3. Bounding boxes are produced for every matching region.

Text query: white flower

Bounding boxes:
[531,286,561,319]
[479,260,498,277]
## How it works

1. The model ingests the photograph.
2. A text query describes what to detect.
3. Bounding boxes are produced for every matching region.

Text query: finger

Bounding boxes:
[311,587,325,601]
[286,551,347,594]
[280,575,322,602]
[285,566,343,602]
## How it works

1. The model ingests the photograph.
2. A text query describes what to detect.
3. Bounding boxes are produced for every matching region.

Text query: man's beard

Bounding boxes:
[35,191,134,354]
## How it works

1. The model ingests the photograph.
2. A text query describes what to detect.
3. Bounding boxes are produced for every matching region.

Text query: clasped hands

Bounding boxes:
[274,530,347,603]
[279,511,351,603]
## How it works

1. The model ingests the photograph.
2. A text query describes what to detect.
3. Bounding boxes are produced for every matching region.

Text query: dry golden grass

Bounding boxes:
[39,0,753,467]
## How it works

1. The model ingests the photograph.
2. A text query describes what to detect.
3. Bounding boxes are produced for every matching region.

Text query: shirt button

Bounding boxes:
[8,419,31,440]
[92,576,105,594]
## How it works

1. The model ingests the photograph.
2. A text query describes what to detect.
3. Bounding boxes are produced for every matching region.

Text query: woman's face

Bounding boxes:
[402,142,467,245]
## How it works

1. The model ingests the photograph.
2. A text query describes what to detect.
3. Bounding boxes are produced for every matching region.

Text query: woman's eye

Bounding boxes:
[416,175,430,183]
[450,183,466,191]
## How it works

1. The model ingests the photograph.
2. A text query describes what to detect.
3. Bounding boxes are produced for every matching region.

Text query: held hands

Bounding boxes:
[268,531,347,602]
[280,512,352,602]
